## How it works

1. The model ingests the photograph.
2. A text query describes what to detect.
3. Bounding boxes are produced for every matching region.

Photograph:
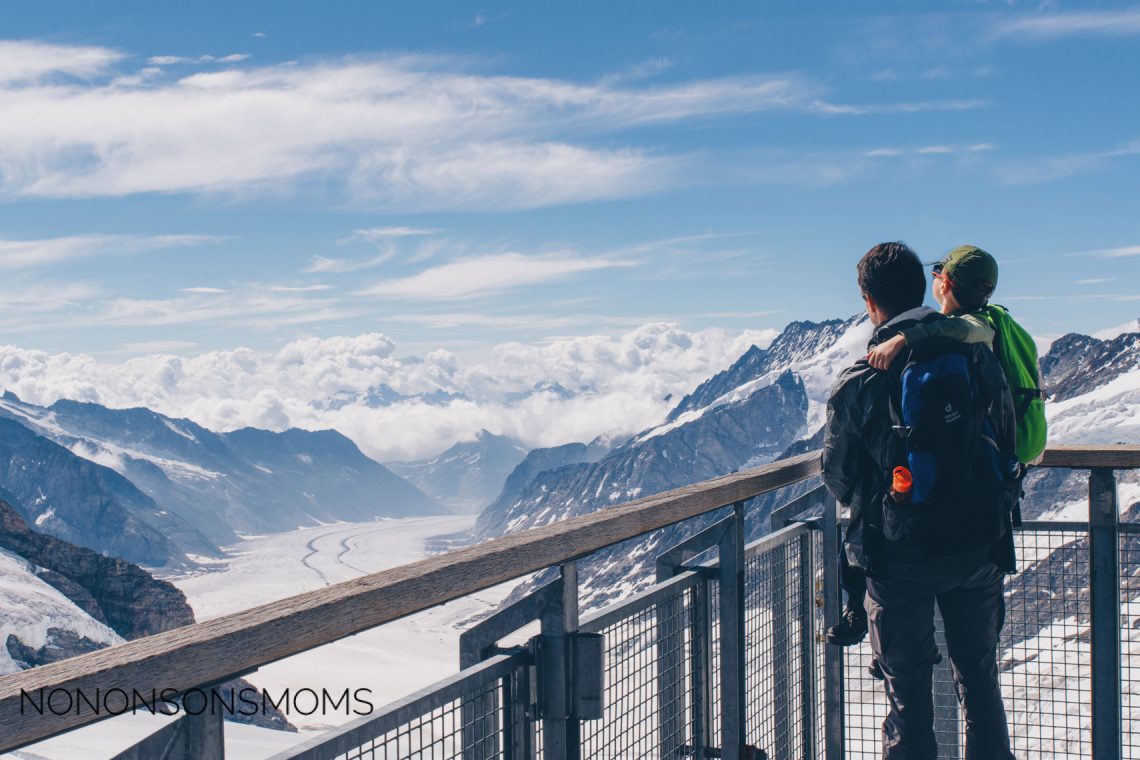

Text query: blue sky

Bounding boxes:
[1,1,1138,359]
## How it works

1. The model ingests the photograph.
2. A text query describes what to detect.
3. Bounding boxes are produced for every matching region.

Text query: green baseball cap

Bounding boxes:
[932,245,998,302]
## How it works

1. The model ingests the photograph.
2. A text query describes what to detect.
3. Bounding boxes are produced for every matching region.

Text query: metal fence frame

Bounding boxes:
[276,465,1135,760]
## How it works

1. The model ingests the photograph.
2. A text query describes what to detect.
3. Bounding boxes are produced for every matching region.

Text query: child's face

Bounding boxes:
[932,274,947,310]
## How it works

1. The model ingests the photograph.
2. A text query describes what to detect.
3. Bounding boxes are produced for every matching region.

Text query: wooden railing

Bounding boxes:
[0,444,1136,755]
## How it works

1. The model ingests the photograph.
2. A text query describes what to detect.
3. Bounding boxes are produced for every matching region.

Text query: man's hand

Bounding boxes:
[867,334,906,370]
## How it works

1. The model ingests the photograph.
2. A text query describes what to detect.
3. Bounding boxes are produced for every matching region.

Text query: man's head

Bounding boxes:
[856,242,925,325]
[931,245,998,313]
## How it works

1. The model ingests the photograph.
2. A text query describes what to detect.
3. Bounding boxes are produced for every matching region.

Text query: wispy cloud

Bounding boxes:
[96,291,342,327]
[993,9,1140,40]
[0,234,218,269]
[305,253,396,274]
[181,286,227,293]
[1075,277,1119,285]
[116,340,199,354]
[271,284,332,292]
[339,227,437,244]
[1067,244,1140,259]
[384,311,583,330]
[0,41,994,209]
[810,99,986,116]
[147,53,250,66]
[866,143,995,158]
[356,252,637,300]
[0,40,123,84]
[995,138,1140,184]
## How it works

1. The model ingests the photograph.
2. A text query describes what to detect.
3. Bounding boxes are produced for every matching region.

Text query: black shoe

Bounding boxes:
[826,605,868,646]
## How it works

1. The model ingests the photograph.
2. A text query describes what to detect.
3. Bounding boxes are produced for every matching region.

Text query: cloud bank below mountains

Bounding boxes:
[0,323,775,461]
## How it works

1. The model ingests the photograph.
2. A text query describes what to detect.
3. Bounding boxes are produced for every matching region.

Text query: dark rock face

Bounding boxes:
[667,317,862,422]
[480,441,609,530]
[0,417,197,567]
[317,383,467,410]
[0,500,194,638]
[6,629,107,668]
[1040,329,1139,401]
[479,370,807,542]
[0,395,443,564]
[389,430,530,513]
[0,499,294,731]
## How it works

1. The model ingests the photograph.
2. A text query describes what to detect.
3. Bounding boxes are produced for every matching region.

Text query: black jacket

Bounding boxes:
[822,307,1018,574]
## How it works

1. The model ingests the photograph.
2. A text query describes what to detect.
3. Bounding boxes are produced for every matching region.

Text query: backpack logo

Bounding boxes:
[944,402,960,424]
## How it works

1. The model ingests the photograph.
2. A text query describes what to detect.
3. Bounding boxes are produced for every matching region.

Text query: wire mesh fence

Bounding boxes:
[276,654,531,760]
[280,514,1131,760]
[1002,527,1092,759]
[578,575,701,760]
[743,530,811,758]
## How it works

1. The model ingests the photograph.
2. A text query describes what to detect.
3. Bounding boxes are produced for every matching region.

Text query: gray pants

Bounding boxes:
[866,559,1015,760]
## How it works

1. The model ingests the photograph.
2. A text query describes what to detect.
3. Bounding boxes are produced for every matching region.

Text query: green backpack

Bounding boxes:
[978,304,1048,464]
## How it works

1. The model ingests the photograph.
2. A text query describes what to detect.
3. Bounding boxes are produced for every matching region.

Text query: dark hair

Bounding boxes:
[948,281,988,312]
[856,242,925,319]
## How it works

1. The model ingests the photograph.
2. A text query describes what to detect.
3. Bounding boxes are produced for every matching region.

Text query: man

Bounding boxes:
[822,241,1017,759]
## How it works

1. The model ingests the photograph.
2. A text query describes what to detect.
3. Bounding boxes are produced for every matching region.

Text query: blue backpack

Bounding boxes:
[883,335,1021,555]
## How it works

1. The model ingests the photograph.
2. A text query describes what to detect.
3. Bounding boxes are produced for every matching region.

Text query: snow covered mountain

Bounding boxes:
[0,393,443,566]
[478,317,867,542]
[388,430,530,513]
[0,498,293,730]
[476,314,1139,605]
[0,417,204,568]
[316,383,467,411]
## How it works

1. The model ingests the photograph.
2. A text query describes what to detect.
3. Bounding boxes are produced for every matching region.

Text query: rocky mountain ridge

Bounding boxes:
[388,430,531,513]
[0,393,443,567]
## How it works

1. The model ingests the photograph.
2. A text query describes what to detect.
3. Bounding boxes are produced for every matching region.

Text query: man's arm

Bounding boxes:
[822,366,869,505]
[900,312,995,346]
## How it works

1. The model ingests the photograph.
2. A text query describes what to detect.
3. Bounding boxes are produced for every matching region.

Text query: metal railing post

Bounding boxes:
[656,515,738,760]
[692,572,714,759]
[539,562,581,760]
[821,493,845,760]
[718,502,748,760]
[1089,468,1121,760]
[657,563,690,759]
[773,541,792,760]
[799,530,818,760]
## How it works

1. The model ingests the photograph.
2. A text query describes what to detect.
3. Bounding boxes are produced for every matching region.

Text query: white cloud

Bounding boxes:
[271,284,332,292]
[147,53,251,66]
[0,52,791,205]
[993,10,1140,39]
[866,143,995,158]
[356,252,637,300]
[0,42,986,208]
[116,340,199,354]
[0,234,217,269]
[339,227,437,244]
[995,139,1140,184]
[1075,277,1118,286]
[810,99,986,116]
[95,291,341,327]
[1067,244,1140,259]
[0,323,773,461]
[305,253,395,274]
[181,287,227,293]
[0,40,123,85]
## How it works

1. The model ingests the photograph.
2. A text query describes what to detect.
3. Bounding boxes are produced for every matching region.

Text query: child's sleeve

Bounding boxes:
[900,313,995,346]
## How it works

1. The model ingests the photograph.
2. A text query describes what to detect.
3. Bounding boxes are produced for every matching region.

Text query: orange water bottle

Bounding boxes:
[890,466,913,503]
